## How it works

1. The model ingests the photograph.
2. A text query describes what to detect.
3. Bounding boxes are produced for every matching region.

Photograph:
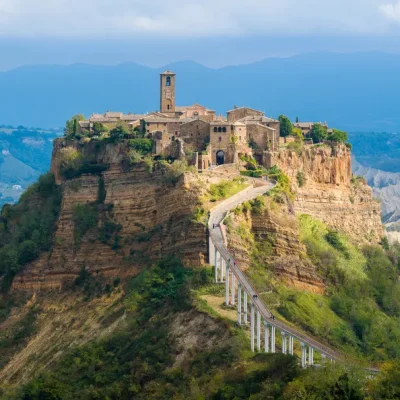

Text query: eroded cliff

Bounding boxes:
[12,139,208,292]
[274,144,384,243]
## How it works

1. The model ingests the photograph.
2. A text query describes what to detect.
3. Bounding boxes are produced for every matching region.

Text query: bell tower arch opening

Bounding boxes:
[160,71,176,114]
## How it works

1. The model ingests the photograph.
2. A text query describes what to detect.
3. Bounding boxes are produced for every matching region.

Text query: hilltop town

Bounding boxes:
[76,71,341,171]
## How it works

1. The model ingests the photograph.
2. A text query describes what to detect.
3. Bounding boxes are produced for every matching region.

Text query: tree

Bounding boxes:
[279,115,293,137]
[92,122,107,136]
[310,123,328,143]
[0,245,18,275]
[109,125,129,140]
[18,240,39,265]
[329,129,348,143]
[64,114,85,137]
[292,128,304,142]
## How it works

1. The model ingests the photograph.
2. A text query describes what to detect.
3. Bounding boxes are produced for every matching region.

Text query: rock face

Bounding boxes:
[227,202,324,294]
[12,139,208,292]
[275,144,384,243]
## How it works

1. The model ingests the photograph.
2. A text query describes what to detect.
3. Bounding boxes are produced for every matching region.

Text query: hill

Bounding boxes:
[0,126,62,207]
[1,52,400,131]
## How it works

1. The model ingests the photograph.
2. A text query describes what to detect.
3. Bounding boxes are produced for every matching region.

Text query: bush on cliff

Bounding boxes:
[0,173,61,291]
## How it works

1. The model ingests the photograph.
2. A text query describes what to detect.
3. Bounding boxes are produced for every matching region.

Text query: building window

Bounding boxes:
[172,136,175,141]
[218,127,222,133]
[166,76,171,86]
[167,105,170,110]
[222,127,227,133]
[219,136,222,142]
[214,127,218,132]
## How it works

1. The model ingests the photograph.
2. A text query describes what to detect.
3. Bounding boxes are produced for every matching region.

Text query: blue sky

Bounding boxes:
[0,0,400,69]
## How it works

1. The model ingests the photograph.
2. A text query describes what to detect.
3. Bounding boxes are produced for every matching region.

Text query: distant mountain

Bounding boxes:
[1,52,400,131]
[350,131,400,240]
[349,132,400,173]
[0,126,62,207]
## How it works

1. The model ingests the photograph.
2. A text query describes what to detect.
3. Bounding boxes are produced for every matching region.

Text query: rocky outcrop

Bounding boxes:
[226,201,324,294]
[275,144,384,243]
[12,139,208,292]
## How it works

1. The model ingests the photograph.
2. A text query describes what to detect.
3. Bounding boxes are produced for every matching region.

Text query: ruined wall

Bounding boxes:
[13,139,208,292]
[275,144,384,243]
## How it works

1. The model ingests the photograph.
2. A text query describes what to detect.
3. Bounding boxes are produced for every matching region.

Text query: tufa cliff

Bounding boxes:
[12,139,208,292]
[274,144,384,243]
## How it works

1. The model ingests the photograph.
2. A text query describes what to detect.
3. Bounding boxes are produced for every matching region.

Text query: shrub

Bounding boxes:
[72,204,98,245]
[287,140,304,155]
[128,138,153,155]
[296,171,305,187]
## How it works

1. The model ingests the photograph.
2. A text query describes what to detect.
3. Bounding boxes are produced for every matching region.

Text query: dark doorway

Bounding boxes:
[216,150,225,165]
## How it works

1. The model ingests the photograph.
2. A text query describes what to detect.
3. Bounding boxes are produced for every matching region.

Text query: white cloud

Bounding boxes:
[380,1,400,21]
[0,0,395,38]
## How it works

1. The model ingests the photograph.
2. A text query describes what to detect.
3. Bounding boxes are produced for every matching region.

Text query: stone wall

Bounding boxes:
[227,108,264,122]
[180,120,210,153]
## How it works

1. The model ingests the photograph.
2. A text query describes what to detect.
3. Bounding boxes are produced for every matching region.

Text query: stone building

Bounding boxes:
[79,70,281,170]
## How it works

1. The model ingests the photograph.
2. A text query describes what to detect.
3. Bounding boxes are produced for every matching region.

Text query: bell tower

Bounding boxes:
[160,70,176,113]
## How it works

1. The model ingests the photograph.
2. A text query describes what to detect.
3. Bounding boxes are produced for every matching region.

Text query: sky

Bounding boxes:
[0,0,400,69]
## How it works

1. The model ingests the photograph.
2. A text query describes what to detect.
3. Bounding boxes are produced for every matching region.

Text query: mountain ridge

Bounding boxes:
[1,52,400,130]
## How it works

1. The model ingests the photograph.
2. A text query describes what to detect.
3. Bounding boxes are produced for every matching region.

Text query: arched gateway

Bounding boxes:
[216,150,225,165]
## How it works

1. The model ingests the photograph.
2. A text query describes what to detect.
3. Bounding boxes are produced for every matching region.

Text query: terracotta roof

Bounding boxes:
[105,111,123,118]
[160,70,176,75]
[294,122,328,128]
[210,120,230,125]
[240,116,279,124]
[180,119,210,126]
[226,106,264,114]
[247,123,276,131]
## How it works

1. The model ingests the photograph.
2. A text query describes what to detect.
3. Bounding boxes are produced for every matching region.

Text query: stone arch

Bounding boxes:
[216,150,225,165]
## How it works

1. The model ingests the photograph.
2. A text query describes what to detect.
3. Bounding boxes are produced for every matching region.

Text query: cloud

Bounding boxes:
[380,1,400,21]
[0,0,395,38]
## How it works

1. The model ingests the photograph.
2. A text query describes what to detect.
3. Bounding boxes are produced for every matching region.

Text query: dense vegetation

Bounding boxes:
[0,173,62,291]
[3,258,387,400]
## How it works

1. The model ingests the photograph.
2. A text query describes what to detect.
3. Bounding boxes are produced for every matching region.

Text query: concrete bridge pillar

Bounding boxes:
[219,256,224,282]
[321,354,326,365]
[289,336,294,355]
[271,325,276,353]
[225,265,230,306]
[281,332,287,354]
[250,302,255,352]
[309,347,314,366]
[301,343,307,368]
[264,323,270,353]
[231,273,235,305]
[244,291,248,324]
[214,248,218,282]
[237,284,242,324]
[256,310,261,351]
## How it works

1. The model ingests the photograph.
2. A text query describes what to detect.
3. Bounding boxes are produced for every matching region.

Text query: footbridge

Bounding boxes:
[208,177,339,367]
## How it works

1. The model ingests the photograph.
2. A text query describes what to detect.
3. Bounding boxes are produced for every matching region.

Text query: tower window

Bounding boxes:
[214,127,218,132]
[222,127,227,133]
[167,105,170,110]
[218,127,222,133]
[219,136,222,142]
[166,76,171,86]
